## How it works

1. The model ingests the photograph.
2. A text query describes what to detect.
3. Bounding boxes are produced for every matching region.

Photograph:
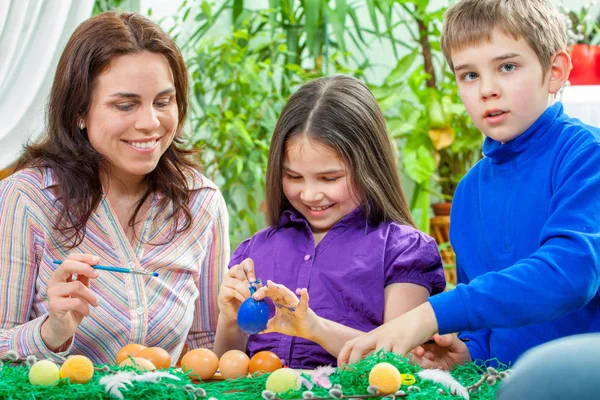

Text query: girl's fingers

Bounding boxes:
[297,288,309,312]
[222,278,251,301]
[240,258,257,283]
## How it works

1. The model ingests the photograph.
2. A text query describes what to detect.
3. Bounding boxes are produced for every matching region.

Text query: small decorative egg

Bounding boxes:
[116,343,147,364]
[249,351,283,374]
[135,347,172,369]
[29,360,60,386]
[60,355,94,384]
[218,349,250,379]
[237,297,269,334]
[265,368,300,393]
[368,362,401,395]
[181,348,219,381]
[119,357,156,371]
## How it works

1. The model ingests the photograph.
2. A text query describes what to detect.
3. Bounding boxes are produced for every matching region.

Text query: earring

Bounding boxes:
[78,120,85,130]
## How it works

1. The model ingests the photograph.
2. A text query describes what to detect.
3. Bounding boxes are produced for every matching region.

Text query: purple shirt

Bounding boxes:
[229,207,445,368]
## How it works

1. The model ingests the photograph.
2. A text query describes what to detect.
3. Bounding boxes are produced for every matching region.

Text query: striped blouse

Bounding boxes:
[0,167,229,364]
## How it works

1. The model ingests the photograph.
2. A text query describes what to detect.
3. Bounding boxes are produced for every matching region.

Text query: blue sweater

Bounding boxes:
[429,103,600,366]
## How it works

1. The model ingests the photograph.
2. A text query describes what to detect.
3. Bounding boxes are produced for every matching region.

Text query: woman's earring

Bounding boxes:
[78,120,85,130]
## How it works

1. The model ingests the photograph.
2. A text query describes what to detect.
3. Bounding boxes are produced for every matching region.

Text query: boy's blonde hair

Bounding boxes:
[442,0,566,75]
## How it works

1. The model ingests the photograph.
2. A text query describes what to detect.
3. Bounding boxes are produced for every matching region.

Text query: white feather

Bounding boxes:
[417,369,470,399]
[100,371,181,398]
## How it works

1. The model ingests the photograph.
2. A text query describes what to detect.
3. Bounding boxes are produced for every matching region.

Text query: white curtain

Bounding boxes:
[0,0,93,168]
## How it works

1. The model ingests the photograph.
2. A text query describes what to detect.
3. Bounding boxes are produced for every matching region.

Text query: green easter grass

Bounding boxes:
[0,351,506,399]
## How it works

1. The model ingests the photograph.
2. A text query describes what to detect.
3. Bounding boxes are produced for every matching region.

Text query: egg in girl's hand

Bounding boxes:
[218,350,250,379]
[119,357,156,371]
[180,348,219,381]
[135,347,172,369]
[249,351,282,375]
[237,296,269,334]
[116,343,147,365]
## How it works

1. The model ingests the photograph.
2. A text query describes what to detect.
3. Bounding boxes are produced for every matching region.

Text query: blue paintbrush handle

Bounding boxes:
[52,260,158,277]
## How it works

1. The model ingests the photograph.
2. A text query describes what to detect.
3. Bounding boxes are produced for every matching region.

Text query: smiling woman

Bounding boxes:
[0,12,229,366]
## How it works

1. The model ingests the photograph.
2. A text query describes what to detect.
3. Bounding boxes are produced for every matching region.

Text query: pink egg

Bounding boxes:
[218,350,249,379]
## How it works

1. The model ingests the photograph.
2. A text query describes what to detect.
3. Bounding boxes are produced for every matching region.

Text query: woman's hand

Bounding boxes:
[338,302,439,365]
[217,258,259,322]
[41,253,100,351]
[409,334,472,370]
[253,280,319,340]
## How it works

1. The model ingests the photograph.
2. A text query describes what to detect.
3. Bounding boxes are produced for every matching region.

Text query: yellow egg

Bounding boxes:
[60,355,95,384]
[119,357,157,371]
[29,360,60,386]
[368,362,401,395]
[265,368,300,393]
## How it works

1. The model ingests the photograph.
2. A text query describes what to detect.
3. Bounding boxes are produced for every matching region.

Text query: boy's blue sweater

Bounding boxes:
[429,103,600,365]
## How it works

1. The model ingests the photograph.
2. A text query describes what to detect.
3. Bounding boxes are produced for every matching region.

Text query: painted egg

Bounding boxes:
[237,297,269,334]
[135,347,172,369]
[119,357,156,371]
[181,348,219,381]
[218,350,249,379]
[29,360,60,386]
[116,343,147,365]
[60,355,94,384]
[368,362,401,395]
[249,351,283,374]
[265,368,300,393]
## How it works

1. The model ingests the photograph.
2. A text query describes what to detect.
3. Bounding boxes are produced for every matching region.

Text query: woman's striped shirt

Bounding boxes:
[0,167,229,364]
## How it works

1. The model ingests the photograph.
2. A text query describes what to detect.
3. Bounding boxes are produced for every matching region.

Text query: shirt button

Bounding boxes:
[304,255,311,261]
[128,261,136,268]
[136,306,144,315]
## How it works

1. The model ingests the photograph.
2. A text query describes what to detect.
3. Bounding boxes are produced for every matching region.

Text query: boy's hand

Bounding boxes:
[409,334,472,370]
[338,302,438,365]
[218,258,259,321]
[253,280,318,340]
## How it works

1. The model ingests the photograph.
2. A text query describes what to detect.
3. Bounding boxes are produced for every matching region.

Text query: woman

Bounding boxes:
[0,11,229,365]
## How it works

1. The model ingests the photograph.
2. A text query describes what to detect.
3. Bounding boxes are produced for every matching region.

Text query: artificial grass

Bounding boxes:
[0,351,507,399]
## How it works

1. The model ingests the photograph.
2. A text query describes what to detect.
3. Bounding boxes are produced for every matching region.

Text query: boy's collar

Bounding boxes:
[482,103,563,163]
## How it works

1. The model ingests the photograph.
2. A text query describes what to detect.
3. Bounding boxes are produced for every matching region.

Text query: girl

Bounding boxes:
[214,75,445,368]
[0,12,228,364]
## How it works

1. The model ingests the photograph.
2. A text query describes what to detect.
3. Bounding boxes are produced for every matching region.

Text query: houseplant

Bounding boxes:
[559,1,600,85]
[370,1,483,230]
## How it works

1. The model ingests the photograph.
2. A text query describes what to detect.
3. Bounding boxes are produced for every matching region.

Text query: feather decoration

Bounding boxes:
[417,369,470,400]
[100,371,181,399]
[310,365,336,389]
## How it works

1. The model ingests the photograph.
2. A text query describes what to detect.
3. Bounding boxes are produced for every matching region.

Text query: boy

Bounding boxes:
[338,0,600,368]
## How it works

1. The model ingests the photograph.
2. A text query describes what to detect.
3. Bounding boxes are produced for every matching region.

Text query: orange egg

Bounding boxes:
[249,351,282,375]
[135,347,172,369]
[181,348,219,381]
[116,344,147,365]
[119,357,156,371]
[218,350,249,379]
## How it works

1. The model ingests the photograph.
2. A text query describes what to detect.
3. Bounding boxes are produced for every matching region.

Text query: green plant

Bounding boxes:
[92,0,132,15]
[173,1,369,246]
[369,0,482,231]
[559,0,600,45]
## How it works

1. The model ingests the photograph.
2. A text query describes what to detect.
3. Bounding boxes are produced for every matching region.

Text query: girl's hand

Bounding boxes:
[217,258,259,322]
[409,334,472,370]
[338,302,438,365]
[41,253,100,351]
[252,280,319,340]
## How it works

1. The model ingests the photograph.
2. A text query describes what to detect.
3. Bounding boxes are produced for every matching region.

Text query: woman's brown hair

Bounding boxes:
[265,75,415,228]
[16,11,198,247]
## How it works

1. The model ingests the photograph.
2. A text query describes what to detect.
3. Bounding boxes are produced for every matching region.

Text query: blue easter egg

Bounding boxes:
[237,297,269,334]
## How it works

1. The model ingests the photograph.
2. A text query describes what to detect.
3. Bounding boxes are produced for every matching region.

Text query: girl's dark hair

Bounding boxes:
[16,11,198,247]
[265,75,415,228]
